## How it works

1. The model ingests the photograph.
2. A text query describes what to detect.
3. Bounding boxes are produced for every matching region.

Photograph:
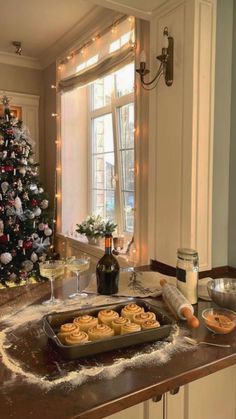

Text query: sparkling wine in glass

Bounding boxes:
[66,255,90,299]
[39,260,65,306]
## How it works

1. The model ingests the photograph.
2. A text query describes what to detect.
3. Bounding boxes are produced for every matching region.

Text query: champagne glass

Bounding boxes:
[66,254,90,299]
[39,260,65,306]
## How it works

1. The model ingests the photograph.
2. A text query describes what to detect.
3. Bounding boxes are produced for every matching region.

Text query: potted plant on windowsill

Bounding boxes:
[76,215,117,246]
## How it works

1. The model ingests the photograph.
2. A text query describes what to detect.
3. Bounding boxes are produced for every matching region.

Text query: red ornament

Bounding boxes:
[31,199,38,207]
[6,129,13,135]
[23,240,33,250]
[0,234,8,244]
[8,199,15,206]
[4,165,14,172]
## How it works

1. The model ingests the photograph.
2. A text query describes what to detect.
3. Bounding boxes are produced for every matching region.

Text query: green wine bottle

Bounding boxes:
[96,234,119,295]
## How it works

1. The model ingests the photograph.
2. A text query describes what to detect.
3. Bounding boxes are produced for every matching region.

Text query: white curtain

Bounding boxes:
[58,17,135,92]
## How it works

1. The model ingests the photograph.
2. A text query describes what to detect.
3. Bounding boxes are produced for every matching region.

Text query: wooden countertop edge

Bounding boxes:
[73,353,236,419]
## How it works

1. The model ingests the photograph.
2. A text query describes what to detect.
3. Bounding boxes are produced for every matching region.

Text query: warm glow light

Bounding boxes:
[55,140,60,145]
[55,193,61,198]
[51,84,56,89]
[56,167,61,171]
[58,65,62,70]
[51,113,58,117]
[80,49,84,55]
[92,37,96,42]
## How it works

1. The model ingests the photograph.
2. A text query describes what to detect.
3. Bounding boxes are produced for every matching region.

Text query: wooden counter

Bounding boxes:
[0,277,236,419]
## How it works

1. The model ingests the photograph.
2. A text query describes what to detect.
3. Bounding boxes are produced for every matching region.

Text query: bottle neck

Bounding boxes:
[105,236,112,254]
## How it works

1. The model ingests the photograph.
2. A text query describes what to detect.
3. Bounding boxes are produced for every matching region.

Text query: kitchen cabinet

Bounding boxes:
[107,366,236,419]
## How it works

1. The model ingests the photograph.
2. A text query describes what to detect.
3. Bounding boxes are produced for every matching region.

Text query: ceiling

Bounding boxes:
[0,0,95,58]
[0,0,164,68]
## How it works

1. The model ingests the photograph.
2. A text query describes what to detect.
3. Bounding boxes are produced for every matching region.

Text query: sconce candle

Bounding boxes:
[140,50,146,63]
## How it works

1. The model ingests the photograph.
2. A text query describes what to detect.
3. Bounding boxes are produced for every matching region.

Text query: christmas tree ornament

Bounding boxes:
[0,220,4,235]
[1,181,9,194]
[28,158,34,164]
[25,210,35,219]
[33,207,41,217]
[44,227,52,237]
[6,207,15,216]
[38,223,45,231]
[0,252,13,265]
[29,183,37,192]
[31,252,38,263]
[40,199,49,209]
[0,235,8,244]
[9,273,17,282]
[18,167,26,176]
[22,191,29,200]
[14,196,22,210]
[11,249,17,257]
[21,260,34,272]
[31,232,39,240]
[31,198,38,206]
[2,150,7,159]
[23,240,33,250]
[38,187,44,193]
[11,151,15,158]
[33,237,50,254]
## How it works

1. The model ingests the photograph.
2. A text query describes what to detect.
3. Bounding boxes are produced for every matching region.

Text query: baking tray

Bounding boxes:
[43,299,174,360]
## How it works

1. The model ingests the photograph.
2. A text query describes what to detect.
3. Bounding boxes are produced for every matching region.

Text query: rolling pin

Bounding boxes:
[160,279,200,328]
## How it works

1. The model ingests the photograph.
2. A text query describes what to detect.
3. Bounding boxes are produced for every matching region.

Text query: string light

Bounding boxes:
[56,167,61,171]
[55,193,61,199]
[51,113,58,117]
[57,15,132,67]
[55,140,60,145]
[51,84,56,89]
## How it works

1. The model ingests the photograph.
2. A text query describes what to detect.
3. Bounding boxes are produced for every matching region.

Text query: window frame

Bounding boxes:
[88,67,135,238]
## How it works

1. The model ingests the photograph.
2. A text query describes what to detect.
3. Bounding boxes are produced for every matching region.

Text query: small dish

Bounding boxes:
[202,308,236,334]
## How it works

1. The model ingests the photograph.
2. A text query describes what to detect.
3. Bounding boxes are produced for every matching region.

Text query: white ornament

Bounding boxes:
[33,237,50,254]
[29,183,38,191]
[38,187,44,194]
[33,207,41,217]
[19,167,26,176]
[32,233,39,240]
[44,227,52,237]
[0,252,12,265]
[40,199,48,209]
[14,196,22,210]
[21,260,34,272]
[31,252,38,263]
[0,220,4,236]
[1,182,9,194]
[28,158,34,164]
[38,223,45,231]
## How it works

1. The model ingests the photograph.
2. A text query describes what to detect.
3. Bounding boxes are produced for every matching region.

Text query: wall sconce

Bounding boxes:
[136,27,174,90]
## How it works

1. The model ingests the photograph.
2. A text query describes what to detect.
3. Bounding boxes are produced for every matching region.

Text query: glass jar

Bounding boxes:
[176,248,199,304]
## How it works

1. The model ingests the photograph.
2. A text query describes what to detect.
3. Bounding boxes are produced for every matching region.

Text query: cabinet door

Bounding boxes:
[105,402,146,419]
[146,395,164,419]
[166,387,185,419]
[186,366,236,419]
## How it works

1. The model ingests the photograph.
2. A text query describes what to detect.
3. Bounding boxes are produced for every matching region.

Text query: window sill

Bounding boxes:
[55,233,132,268]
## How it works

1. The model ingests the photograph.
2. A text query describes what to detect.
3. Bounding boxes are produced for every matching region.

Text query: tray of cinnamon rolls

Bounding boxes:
[43,299,174,360]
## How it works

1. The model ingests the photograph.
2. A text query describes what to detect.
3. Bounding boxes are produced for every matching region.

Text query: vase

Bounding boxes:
[87,236,101,246]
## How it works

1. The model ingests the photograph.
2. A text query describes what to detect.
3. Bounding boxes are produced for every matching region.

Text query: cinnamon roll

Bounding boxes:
[141,320,161,330]
[121,303,144,321]
[120,322,141,335]
[88,324,114,341]
[133,311,156,325]
[97,309,119,326]
[57,323,80,344]
[65,330,89,345]
[73,315,98,332]
[111,316,130,335]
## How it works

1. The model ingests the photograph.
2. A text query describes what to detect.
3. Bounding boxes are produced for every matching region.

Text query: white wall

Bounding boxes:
[212,0,233,267]
[228,0,236,266]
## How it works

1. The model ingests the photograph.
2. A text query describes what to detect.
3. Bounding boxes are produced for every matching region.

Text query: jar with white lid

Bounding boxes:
[176,248,199,304]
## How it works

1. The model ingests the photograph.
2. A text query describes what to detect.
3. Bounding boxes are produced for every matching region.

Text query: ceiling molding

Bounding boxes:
[90,0,153,20]
[40,6,119,69]
[0,51,42,70]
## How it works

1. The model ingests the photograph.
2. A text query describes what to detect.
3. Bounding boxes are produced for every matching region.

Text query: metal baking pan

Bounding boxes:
[43,299,174,360]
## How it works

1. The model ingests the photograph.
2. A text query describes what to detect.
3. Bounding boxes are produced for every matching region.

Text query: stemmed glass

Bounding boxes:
[39,260,65,306]
[66,254,90,299]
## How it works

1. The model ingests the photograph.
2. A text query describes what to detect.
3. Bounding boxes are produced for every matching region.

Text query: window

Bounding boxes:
[89,62,135,234]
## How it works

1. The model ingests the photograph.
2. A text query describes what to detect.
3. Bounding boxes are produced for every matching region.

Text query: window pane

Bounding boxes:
[92,153,114,190]
[115,63,134,97]
[92,114,113,153]
[123,192,134,232]
[119,103,134,149]
[92,75,113,110]
[121,150,134,191]
[92,189,115,220]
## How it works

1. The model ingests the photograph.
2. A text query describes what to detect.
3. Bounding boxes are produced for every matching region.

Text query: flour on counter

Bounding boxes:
[0,297,195,390]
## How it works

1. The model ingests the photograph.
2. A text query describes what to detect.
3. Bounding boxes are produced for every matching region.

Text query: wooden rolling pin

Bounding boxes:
[160,279,200,328]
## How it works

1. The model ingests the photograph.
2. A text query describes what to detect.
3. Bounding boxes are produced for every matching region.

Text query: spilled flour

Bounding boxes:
[0,297,195,389]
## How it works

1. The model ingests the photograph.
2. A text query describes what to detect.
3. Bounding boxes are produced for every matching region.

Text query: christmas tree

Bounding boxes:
[0,95,53,288]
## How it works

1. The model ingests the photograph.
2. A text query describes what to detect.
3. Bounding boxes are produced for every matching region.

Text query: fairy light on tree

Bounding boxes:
[0,95,54,287]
